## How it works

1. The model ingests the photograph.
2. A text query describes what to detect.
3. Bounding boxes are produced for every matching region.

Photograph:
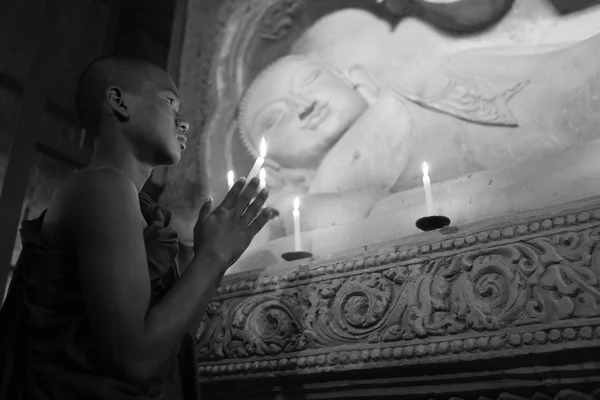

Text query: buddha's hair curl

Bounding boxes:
[237,54,352,158]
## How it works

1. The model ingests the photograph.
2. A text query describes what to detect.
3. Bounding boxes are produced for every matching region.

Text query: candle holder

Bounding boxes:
[281,251,313,262]
[416,215,451,232]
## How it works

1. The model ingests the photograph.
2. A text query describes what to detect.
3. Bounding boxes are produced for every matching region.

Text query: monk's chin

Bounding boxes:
[152,150,181,167]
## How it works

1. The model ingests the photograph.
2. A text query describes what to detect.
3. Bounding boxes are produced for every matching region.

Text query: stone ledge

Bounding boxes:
[196,195,600,382]
[216,196,600,298]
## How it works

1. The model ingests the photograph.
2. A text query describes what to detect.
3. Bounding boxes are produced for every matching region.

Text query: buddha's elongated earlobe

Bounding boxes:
[347,65,381,105]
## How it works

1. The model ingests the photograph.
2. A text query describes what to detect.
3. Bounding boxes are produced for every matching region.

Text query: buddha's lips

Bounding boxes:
[299,101,317,120]
[301,102,330,129]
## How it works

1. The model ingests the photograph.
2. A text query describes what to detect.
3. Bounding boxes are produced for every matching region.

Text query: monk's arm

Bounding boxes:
[64,170,226,385]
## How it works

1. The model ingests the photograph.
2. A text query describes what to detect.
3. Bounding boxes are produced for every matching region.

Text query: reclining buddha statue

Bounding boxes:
[238,30,600,242]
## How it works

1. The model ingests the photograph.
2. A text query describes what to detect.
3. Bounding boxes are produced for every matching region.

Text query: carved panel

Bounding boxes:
[197,201,600,382]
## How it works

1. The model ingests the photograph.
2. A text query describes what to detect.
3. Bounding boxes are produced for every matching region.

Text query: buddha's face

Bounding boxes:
[241,57,368,169]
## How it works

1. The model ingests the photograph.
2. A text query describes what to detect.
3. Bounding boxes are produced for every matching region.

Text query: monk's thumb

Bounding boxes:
[199,196,213,221]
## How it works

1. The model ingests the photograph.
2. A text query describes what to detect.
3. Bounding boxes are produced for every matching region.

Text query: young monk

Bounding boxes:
[0,56,272,399]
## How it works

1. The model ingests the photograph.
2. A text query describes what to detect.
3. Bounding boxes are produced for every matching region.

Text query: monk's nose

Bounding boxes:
[176,114,190,134]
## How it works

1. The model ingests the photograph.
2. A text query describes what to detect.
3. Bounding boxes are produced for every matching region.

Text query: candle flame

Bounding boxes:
[227,170,234,181]
[260,137,267,158]
[293,197,300,211]
[422,162,429,177]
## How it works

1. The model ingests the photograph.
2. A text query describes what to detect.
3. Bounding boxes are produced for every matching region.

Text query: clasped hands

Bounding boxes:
[193,176,273,269]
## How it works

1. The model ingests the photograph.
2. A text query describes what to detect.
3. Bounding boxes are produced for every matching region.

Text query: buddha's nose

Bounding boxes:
[292,93,313,108]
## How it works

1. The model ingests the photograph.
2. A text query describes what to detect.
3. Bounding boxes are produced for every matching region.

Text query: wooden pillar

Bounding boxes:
[0,1,63,299]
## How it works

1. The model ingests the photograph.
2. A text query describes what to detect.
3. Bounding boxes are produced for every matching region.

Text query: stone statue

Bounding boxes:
[239,31,600,241]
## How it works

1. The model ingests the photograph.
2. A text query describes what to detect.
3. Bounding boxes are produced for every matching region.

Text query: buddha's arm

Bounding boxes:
[308,96,414,194]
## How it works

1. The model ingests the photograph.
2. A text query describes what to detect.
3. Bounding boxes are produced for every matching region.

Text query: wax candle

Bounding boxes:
[293,197,301,251]
[247,137,267,182]
[227,170,235,191]
[422,162,434,216]
[259,168,266,191]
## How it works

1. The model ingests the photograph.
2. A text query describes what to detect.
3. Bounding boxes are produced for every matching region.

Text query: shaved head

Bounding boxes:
[75,56,161,136]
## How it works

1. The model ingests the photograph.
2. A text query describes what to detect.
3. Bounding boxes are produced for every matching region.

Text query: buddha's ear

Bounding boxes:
[347,65,381,105]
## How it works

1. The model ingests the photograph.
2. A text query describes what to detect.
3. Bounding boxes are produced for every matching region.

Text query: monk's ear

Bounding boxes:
[106,86,130,122]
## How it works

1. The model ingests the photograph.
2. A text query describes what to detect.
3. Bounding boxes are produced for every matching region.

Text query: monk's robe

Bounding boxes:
[0,192,200,400]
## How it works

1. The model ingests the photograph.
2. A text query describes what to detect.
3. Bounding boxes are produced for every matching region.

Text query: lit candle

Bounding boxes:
[227,170,235,191]
[246,137,267,182]
[422,162,434,216]
[293,197,301,251]
[259,168,266,191]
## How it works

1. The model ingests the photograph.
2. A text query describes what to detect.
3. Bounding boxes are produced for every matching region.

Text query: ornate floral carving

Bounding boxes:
[259,0,303,41]
[382,229,600,343]
[227,293,310,358]
[196,204,600,380]
[391,74,529,126]
[303,273,395,345]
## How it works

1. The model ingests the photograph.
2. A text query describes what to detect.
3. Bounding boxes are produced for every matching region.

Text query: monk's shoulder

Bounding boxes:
[43,169,141,248]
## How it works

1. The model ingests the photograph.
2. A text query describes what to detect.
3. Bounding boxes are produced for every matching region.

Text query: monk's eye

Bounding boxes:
[165,97,175,105]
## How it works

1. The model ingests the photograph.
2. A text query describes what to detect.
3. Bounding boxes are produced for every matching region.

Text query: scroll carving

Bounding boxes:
[382,230,600,343]
[196,207,600,379]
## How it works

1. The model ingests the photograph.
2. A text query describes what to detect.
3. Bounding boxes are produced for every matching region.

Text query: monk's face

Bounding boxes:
[241,57,368,169]
[122,68,189,166]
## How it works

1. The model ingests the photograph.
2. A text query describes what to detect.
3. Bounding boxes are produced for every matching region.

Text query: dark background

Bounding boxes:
[0,0,184,300]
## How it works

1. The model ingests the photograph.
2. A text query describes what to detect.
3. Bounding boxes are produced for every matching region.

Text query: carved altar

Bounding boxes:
[169,0,600,397]
[196,196,600,399]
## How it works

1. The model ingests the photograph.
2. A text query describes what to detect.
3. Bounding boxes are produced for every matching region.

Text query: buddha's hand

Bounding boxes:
[193,177,272,269]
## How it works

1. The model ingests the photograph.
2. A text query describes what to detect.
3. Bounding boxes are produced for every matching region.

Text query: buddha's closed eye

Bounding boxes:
[261,109,284,130]
[293,67,321,91]
[303,70,320,86]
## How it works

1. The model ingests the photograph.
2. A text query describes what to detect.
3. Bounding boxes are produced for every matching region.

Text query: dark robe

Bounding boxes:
[0,192,200,399]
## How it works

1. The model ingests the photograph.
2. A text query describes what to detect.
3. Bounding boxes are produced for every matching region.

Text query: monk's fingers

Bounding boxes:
[220,178,246,211]
[241,189,269,226]
[234,177,260,216]
[268,208,280,220]
[247,208,273,238]
[197,197,213,223]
